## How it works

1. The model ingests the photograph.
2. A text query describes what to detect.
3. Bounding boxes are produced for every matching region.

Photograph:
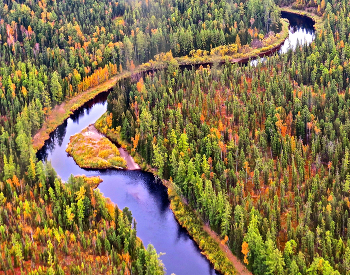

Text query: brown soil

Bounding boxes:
[83,124,104,140]
[203,225,253,275]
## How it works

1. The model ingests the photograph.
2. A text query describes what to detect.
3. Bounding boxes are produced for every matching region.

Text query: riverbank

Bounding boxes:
[177,18,290,65]
[95,114,143,170]
[32,71,129,151]
[66,125,127,169]
[168,186,238,275]
[168,184,254,275]
[32,10,320,275]
[117,147,140,170]
[95,114,148,170]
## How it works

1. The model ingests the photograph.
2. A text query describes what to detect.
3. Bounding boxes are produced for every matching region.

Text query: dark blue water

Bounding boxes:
[280,11,315,54]
[37,12,315,275]
[251,11,316,65]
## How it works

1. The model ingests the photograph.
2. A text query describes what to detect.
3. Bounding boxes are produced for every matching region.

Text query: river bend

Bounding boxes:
[37,12,315,275]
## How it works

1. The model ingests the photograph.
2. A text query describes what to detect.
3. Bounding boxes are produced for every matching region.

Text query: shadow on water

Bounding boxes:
[37,91,110,161]
[36,12,315,275]
[98,169,170,215]
[250,11,315,66]
[278,12,315,55]
[281,11,316,34]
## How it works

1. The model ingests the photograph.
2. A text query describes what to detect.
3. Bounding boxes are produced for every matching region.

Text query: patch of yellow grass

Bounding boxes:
[75,175,103,189]
[66,126,127,169]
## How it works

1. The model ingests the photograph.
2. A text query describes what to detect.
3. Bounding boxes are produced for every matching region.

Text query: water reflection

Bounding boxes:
[251,11,315,66]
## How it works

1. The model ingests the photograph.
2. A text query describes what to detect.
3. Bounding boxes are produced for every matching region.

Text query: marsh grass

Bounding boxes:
[66,126,127,169]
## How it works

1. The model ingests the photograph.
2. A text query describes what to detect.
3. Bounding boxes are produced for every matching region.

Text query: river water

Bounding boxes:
[37,12,315,275]
[280,11,315,54]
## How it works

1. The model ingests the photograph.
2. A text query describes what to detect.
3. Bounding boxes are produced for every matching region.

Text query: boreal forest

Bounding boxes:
[0,0,350,274]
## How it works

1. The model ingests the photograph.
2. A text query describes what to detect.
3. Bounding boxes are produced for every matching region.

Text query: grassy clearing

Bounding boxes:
[66,125,127,169]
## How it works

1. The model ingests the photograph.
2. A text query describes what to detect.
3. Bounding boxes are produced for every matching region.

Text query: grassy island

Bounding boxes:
[95,112,247,274]
[66,125,127,169]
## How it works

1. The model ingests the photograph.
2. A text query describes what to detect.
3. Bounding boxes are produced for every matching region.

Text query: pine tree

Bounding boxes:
[50,71,62,104]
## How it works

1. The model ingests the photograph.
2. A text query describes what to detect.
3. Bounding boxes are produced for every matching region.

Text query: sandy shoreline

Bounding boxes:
[118,147,141,170]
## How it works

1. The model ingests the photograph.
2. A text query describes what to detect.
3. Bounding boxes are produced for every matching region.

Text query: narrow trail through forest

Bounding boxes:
[118,147,141,170]
[203,225,252,275]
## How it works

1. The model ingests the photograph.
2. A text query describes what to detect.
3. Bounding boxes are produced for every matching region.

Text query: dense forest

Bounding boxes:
[0,0,283,171]
[0,171,164,274]
[0,0,348,273]
[0,0,282,130]
[105,0,350,274]
[0,0,281,273]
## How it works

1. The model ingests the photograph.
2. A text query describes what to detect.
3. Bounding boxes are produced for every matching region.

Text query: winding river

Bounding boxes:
[37,12,315,275]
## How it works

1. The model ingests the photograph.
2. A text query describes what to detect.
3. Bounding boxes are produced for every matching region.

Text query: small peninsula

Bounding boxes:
[66,125,127,169]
